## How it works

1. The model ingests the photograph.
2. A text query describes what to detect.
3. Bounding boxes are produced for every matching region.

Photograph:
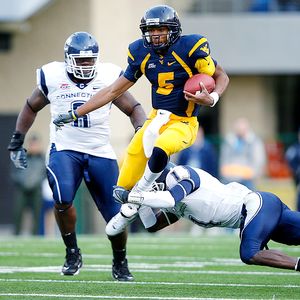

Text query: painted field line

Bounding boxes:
[0,278,299,288]
[0,252,241,261]
[0,293,256,300]
[0,265,295,276]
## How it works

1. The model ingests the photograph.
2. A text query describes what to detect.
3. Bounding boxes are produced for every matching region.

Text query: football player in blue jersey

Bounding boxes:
[113,163,300,273]
[8,31,146,280]
[53,6,229,232]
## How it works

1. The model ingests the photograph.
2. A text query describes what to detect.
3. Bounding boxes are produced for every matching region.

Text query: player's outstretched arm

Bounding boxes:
[113,91,147,132]
[77,75,135,116]
[53,76,135,127]
[249,249,299,271]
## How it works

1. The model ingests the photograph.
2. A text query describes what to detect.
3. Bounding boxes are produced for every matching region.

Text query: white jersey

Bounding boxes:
[37,61,122,159]
[168,166,252,228]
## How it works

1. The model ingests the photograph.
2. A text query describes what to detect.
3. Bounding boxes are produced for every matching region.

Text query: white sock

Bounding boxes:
[138,206,157,229]
[136,163,163,191]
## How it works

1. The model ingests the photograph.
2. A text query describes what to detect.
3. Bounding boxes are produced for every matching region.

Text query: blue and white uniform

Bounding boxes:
[38,61,123,221]
[165,166,300,263]
[134,165,300,263]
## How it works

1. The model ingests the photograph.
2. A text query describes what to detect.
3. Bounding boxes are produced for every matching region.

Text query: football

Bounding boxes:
[184,73,215,94]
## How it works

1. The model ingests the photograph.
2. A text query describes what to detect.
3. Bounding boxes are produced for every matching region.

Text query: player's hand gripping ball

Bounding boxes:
[184,74,215,94]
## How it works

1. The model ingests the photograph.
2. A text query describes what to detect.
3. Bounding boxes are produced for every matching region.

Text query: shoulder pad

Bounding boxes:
[127,39,149,63]
[181,34,211,58]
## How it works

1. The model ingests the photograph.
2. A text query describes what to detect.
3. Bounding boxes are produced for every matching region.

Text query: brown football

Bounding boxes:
[184,73,215,94]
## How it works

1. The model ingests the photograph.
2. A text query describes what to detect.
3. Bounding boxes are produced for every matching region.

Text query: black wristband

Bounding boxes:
[7,131,25,151]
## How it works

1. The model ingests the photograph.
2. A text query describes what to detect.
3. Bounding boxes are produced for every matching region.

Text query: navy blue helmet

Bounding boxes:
[64,31,99,80]
[139,5,182,51]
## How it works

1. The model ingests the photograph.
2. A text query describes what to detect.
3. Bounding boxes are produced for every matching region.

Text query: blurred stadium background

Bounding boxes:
[0,0,299,235]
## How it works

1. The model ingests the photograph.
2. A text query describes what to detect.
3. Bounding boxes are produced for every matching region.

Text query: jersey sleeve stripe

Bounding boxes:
[140,53,151,75]
[127,49,134,61]
[188,37,207,57]
[39,68,49,96]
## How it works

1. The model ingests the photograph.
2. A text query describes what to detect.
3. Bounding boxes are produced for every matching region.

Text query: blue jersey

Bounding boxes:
[124,34,216,117]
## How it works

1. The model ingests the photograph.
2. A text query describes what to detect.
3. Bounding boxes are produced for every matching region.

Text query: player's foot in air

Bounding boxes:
[61,248,82,275]
[105,203,139,236]
[112,259,134,281]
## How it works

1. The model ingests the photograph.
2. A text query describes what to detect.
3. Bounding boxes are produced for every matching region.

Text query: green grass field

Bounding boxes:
[0,232,299,299]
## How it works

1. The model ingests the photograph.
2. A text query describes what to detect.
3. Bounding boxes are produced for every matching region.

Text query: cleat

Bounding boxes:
[112,259,134,281]
[61,248,82,275]
[105,205,139,236]
[113,186,130,204]
[120,203,140,218]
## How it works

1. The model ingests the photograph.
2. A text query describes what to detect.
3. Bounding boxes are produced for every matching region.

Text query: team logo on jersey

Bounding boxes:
[148,63,156,69]
[60,83,70,90]
[200,44,209,54]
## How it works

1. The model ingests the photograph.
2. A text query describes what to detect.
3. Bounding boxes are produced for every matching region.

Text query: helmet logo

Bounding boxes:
[79,50,94,55]
[146,18,160,25]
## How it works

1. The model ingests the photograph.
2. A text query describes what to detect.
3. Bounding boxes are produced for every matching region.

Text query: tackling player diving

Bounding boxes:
[111,163,300,273]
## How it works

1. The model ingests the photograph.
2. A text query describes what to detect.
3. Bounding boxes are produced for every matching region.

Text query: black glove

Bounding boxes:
[53,110,78,129]
[7,131,27,169]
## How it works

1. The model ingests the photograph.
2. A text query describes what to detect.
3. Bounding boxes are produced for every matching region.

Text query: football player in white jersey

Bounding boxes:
[110,163,300,273]
[7,31,146,280]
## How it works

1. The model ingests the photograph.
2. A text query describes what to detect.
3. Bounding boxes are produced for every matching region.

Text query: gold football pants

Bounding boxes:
[117,109,199,189]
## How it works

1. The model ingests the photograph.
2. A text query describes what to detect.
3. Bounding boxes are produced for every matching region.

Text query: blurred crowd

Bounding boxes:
[250,0,300,11]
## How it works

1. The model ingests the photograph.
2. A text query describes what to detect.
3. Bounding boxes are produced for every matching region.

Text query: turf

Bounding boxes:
[0,232,299,299]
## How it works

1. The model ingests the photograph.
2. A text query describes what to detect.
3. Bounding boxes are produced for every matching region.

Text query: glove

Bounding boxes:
[112,186,130,204]
[53,110,78,129]
[7,131,27,169]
